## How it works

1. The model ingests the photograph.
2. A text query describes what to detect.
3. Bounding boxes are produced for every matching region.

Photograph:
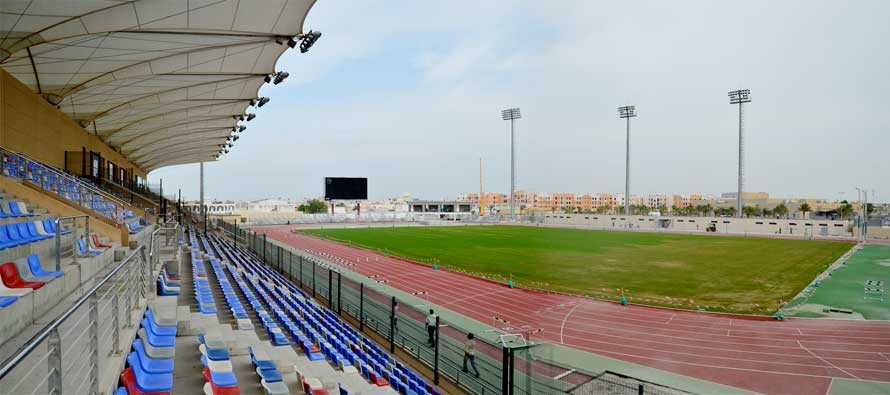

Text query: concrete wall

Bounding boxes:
[542,213,852,237]
[0,68,147,180]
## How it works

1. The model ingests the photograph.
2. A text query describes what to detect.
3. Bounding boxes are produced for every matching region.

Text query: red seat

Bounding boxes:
[0,262,44,289]
[202,368,240,395]
[119,368,170,395]
[91,234,112,249]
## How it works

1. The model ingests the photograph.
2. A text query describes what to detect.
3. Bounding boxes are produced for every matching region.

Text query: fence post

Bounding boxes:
[434,316,440,385]
[278,245,283,272]
[390,297,396,353]
[337,272,342,316]
[327,268,333,307]
[112,291,120,354]
[47,327,62,395]
[502,347,510,395]
[359,283,364,332]
[299,256,304,288]
[233,222,237,247]
[508,347,515,395]
[312,260,316,297]
[89,293,99,394]
[263,234,267,263]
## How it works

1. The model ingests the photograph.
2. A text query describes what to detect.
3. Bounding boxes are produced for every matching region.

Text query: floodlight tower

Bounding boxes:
[728,89,751,218]
[618,106,636,221]
[501,108,521,220]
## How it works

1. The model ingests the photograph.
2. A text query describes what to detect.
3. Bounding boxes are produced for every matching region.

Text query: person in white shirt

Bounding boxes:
[462,333,480,377]
[425,309,437,346]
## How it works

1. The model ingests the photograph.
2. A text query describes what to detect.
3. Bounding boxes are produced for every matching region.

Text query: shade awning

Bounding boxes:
[0,0,317,171]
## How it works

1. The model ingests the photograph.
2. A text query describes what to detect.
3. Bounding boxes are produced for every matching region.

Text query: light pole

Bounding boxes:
[728,89,751,218]
[501,108,521,221]
[618,106,636,222]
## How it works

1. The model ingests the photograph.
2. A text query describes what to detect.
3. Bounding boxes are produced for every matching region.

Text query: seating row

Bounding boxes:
[199,231,439,395]
[2,152,122,221]
[0,254,64,307]
[117,303,178,395]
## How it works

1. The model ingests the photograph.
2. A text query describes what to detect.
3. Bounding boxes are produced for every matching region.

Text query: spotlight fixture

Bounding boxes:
[299,30,322,53]
[233,134,239,141]
[264,74,272,83]
[246,113,256,121]
[231,127,237,133]
[238,125,247,132]
[273,71,289,85]
[287,38,297,48]
[238,115,245,122]
[257,97,270,107]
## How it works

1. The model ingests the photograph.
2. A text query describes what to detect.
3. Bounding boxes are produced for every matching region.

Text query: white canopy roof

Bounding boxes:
[0,0,316,171]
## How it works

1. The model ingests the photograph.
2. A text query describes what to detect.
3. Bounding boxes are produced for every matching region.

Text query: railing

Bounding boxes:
[0,146,130,224]
[149,224,182,287]
[0,246,150,395]
[54,215,90,272]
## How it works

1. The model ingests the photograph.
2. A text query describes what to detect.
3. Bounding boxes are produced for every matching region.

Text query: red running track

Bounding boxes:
[257,226,890,394]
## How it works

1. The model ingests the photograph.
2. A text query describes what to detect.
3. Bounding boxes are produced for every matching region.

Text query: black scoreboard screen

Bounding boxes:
[324,177,367,200]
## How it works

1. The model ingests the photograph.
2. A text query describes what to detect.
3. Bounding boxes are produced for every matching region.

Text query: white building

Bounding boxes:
[243,198,295,212]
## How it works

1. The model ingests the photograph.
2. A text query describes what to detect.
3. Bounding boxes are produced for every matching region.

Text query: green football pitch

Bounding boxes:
[301,225,853,314]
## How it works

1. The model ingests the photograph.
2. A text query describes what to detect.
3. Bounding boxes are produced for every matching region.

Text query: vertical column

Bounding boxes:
[389,297,396,353]
[89,293,99,394]
[47,328,62,395]
[434,316,440,385]
[359,283,364,332]
[199,162,204,230]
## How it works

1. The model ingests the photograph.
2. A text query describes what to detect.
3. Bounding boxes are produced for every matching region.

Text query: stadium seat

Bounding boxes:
[0,262,44,289]
[77,238,103,256]
[119,368,170,395]
[113,386,128,395]
[13,258,55,283]
[27,255,63,278]
[89,234,111,249]
[126,351,173,393]
[0,295,18,307]
[132,340,174,374]
[8,201,33,217]
[0,226,23,249]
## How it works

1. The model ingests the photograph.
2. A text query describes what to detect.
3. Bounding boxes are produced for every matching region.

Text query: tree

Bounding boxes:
[838,201,853,219]
[298,199,328,214]
[773,203,789,218]
[743,206,759,218]
[657,204,668,215]
[596,205,610,214]
[798,202,811,218]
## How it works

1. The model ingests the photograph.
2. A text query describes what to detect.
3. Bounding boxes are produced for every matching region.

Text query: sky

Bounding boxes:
[150,0,890,203]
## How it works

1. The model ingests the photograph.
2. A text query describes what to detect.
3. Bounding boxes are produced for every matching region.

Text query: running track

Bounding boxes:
[256,226,890,394]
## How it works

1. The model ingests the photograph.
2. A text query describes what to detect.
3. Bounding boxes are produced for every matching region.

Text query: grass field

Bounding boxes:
[301,225,854,314]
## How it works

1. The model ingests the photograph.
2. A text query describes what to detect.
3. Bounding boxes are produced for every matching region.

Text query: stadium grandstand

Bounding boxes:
[1,2,888,395]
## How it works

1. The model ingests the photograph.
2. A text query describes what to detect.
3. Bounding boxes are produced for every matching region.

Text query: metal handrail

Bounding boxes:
[96,177,158,208]
[149,224,180,267]
[0,145,130,209]
[0,245,146,380]
[54,214,90,272]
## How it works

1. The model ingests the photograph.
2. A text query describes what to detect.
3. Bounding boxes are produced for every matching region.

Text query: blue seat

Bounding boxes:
[140,318,175,347]
[248,346,277,371]
[8,202,33,217]
[132,339,174,374]
[77,239,102,256]
[199,335,230,361]
[6,224,31,245]
[144,310,176,336]
[113,387,127,395]
[0,296,18,307]
[28,222,52,240]
[256,367,282,383]
[19,223,48,241]
[27,255,63,278]
[0,226,22,249]
[208,370,238,387]
[126,351,173,392]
